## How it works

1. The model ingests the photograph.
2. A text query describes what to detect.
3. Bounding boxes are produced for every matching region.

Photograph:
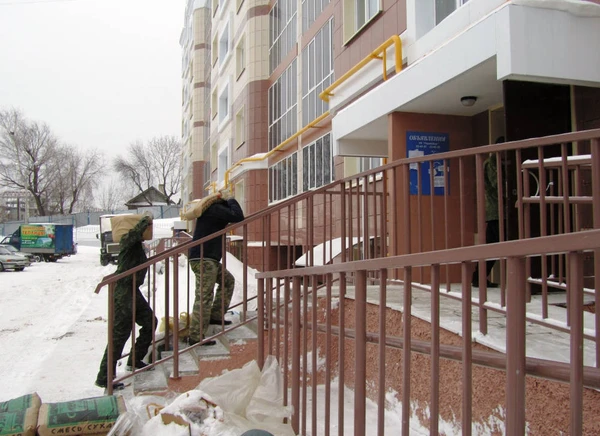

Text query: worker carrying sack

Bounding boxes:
[180,192,224,221]
[111,214,153,243]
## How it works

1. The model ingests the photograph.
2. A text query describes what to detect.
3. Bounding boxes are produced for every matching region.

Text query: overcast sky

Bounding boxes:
[0,0,185,159]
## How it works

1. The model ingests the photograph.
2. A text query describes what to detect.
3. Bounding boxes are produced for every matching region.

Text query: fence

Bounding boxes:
[0,205,181,237]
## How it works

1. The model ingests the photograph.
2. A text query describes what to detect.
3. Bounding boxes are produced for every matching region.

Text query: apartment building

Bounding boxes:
[182,0,600,251]
[180,0,271,217]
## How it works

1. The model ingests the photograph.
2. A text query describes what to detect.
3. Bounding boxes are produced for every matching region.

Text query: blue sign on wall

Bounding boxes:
[407,131,450,195]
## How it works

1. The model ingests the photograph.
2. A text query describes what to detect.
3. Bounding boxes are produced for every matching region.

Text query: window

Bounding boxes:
[302,19,334,127]
[211,88,218,119]
[302,133,333,191]
[302,0,331,32]
[268,61,297,150]
[344,156,383,178]
[343,0,379,41]
[219,19,232,68]
[269,0,297,73]
[218,140,231,185]
[218,82,231,126]
[236,36,245,78]
[359,157,383,172]
[235,107,245,147]
[435,0,469,25]
[235,179,245,205]
[212,35,218,65]
[210,141,218,170]
[269,153,298,202]
[203,161,212,191]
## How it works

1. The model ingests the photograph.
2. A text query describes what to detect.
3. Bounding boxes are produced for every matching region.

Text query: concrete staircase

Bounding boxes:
[113,316,259,401]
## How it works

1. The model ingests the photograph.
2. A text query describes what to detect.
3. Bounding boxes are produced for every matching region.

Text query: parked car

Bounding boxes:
[0,244,34,264]
[0,246,29,271]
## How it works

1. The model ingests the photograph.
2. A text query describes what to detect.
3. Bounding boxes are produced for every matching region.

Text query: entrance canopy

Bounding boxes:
[331,1,600,157]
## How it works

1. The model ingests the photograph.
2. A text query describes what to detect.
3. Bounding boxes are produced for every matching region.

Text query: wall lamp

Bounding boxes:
[460,96,477,107]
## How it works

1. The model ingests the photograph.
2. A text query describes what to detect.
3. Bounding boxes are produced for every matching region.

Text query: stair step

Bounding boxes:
[192,336,230,359]
[161,342,200,377]
[222,324,258,343]
[132,363,169,395]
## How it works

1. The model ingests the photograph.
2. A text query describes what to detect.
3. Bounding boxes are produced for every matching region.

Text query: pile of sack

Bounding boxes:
[0,393,126,436]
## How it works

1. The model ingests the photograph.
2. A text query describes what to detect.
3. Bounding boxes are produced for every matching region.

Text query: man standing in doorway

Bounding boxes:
[188,192,244,346]
[472,136,505,288]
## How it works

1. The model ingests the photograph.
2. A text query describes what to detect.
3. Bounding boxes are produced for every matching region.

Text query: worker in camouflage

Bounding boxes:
[188,192,244,346]
[188,258,236,342]
[95,215,157,390]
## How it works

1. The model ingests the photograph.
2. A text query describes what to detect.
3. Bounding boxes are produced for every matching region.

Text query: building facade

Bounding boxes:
[182,0,600,247]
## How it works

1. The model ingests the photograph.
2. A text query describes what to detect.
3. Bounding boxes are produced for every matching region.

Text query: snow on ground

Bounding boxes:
[0,218,253,404]
[0,219,431,434]
[0,244,116,402]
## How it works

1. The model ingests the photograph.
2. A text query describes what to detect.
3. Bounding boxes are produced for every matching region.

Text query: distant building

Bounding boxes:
[1,191,35,221]
[124,187,174,210]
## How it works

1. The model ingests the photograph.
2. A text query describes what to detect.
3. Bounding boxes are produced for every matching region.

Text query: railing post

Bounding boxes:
[291,276,301,434]
[164,260,170,352]
[377,269,387,436]
[475,153,488,335]
[338,271,347,436]
[354,270,367,436]
[461,262,472,436]
[402,266,412,436]
[590,137,600,368]
[257,278,265,370]
[106,282,115,396]
[506,256,526,436]
[568,251,584,435]
[430,264,440,434]
[172,253,180,380]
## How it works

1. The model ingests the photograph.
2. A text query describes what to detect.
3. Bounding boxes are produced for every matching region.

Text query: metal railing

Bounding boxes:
[94,128,600,434]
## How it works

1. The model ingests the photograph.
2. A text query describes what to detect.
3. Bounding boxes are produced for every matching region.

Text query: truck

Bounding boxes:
[97,214,125,266]
[1,223,76,262]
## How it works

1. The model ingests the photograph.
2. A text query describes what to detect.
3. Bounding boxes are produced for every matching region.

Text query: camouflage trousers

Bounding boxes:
[189,259,235,341]
[96,284,157,384]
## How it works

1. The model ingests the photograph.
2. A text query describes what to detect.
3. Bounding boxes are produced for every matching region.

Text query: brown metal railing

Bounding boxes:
[94,129,600,434]
[256,230,600,435]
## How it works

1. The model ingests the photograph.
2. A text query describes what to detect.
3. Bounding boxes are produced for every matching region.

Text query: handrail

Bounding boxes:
[255,229,600,279]
[319,34,402,103]
[220,34,403,190]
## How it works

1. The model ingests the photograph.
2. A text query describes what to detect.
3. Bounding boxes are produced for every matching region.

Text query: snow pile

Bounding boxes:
[121,356,294,436]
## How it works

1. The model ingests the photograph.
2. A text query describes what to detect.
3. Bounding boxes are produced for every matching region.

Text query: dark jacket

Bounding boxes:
[189,198,244,261]
[116,216,151,288]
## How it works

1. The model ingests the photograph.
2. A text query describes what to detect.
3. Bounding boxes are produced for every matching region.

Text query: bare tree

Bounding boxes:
[114,135,181,204]
[0,108,60,216]
[50,145,105,214]
[95,180,128,211]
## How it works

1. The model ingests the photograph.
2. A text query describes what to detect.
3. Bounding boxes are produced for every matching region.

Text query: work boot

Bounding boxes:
[95,379,125,390]
[209,318,232,325]
[188,337,217,346]
[125,360,154,372]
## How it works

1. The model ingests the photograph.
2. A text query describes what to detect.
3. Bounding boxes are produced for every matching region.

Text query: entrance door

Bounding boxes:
[503,80,572,280]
